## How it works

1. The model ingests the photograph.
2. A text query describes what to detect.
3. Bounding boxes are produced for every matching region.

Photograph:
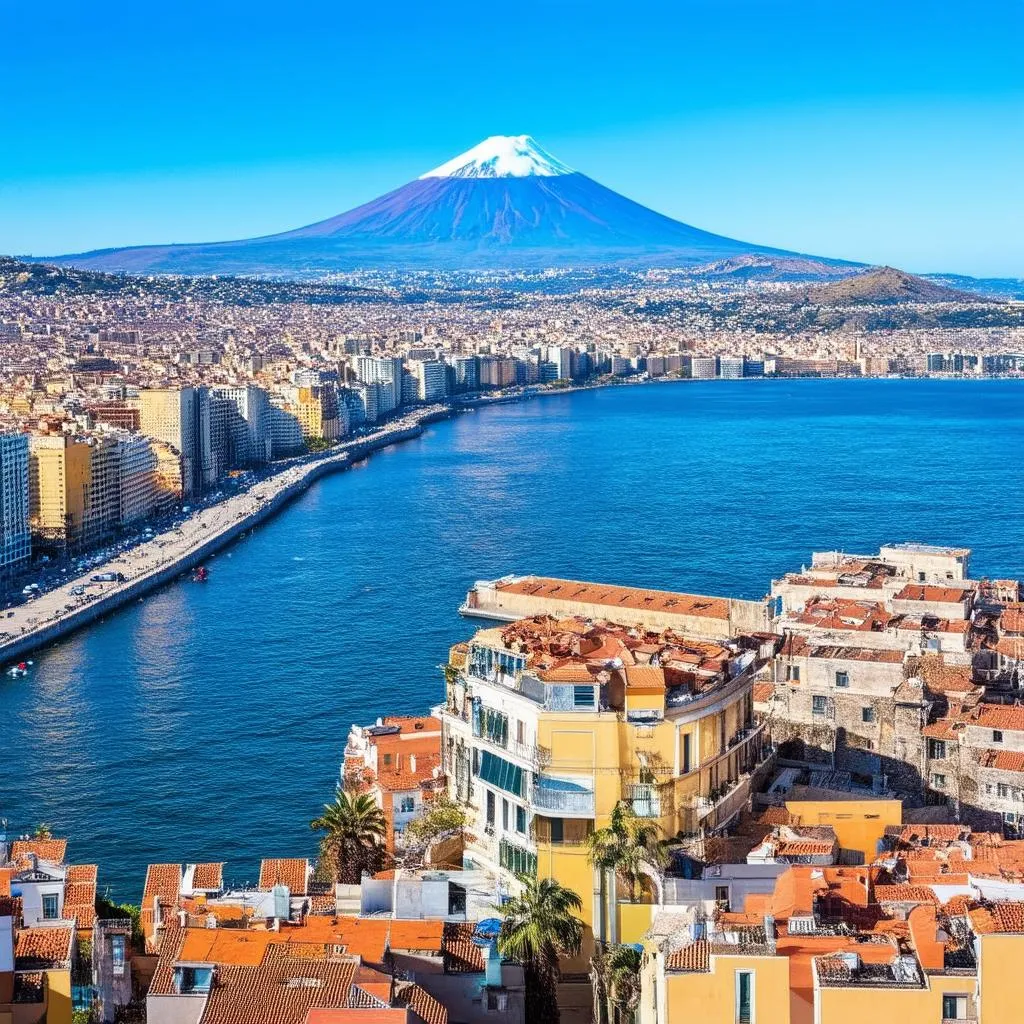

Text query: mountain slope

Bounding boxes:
[800,267,991,305]
[39,134,846,275]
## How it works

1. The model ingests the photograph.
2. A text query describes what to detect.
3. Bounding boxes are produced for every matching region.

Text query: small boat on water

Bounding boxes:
[192,566,209,583]
[6,661,30,677]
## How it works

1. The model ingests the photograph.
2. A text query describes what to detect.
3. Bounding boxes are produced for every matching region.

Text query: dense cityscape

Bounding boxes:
[4,4,1024,1021]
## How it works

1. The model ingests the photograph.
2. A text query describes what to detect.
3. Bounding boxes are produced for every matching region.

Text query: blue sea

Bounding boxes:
[2,378,1022,899]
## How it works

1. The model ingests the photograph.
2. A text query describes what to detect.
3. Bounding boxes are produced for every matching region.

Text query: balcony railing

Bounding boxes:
[533,785,595,816]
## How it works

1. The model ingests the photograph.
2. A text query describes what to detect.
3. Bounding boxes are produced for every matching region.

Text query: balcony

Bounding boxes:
[533,778,595,817]
[625,784,662,818]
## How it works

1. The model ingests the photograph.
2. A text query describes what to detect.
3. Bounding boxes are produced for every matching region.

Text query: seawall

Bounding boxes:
[0,420,438,664]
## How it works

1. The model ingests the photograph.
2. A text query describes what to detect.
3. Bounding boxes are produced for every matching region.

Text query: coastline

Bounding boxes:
[0,405,454,665]
[3,372,1018,667]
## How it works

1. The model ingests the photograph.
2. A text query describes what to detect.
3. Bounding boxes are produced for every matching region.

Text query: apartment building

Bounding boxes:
[765,545,1024,834]
[441,614,774,958]
[28,433,92,551]
[214,385,272,466]
[410,359,448,403]
[0,433,31,582]
[355,356,404,415]
[115,432,161,525]
[137,387,212,498]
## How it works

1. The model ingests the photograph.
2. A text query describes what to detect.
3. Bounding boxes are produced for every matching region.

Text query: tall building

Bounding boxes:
[28,433,93,551]
[411,360,448,402]
[0,433,31,581]
[453,356,480,393]
[719,356,745,379]
[137,388,212,498]
[115,433,161,526]
[214,386,272,467]
[355,356,404,415]
[268,402,304,458]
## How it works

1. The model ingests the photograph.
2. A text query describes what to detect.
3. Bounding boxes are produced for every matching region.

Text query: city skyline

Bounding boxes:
[4,0,1024,276]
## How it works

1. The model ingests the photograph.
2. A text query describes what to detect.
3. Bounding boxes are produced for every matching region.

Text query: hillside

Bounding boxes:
[800,267,991,305]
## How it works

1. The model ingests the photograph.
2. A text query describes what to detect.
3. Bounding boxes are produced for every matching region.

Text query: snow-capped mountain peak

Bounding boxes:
[419,135,574,179]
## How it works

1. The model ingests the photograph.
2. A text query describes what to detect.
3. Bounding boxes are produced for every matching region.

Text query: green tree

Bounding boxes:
[586,802,664,909]
[604,944,643,1024]
[32,823,53,840]
[404,795,467,845]
[310,786,387,884]
[497,876,583,1024]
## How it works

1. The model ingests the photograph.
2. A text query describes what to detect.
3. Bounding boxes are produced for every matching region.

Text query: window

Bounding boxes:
[682,733,692,774]
[111,934,126,977]
[931,773,946,790]
[472,748,479,776]
[835,671,849,688]
[862,706,875,724]
[918,571,926,582]
[572,685,594,709]
[516,805,526,834]
[382,753,392,766]
[928,739,947,760]
[993,730,1004,743]
[942,994,968,1020]
[174,967,213,994]
[478,751,525,797]
[498,838,537,877]
[42,894,59,920]
[998,783,1010,799]
[812,695,828,716]
[502,798,509,831]
[550,817,564,843]
[735,970,754,1024]
[786,665,801,682]
[487,990,509,1012]
[486,790,496,827]
[399,796,415,814]
[715,885,730,911]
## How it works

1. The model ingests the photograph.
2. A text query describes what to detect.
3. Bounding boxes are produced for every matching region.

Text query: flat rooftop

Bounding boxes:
[883,542,971,556]
[491,575,731,620]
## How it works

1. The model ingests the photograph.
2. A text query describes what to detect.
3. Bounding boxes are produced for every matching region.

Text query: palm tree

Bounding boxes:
[605,944,643,1024]
[586,802,665,923]
[32,823,53,840]
[310,785,386,884]
[497,875,584,1024]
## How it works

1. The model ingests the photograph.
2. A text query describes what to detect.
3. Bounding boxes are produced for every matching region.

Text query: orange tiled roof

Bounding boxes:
[388,919,444,955]
[441,923,484,974]
[192,863,225,890]
[259,858,310,896]
[381,716,441,735]
[15,925,74,968]
[665,940,709,972]
[979,749,1024,773]
[894,584,971,604]
[494,576,730,621]
[10,839,68,866]
[143,863,183,905]
[752,682,775,703]
[966,704,1024,732]
[394,981,447,1024]
[66,864,97,884]
[969,901,1024,934]
[873,885,938,904]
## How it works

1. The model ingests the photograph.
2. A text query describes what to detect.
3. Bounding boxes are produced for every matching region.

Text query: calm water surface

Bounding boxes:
[2,378,1022,898]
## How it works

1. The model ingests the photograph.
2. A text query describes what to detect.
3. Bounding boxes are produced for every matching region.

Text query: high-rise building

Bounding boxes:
[719,356,745,379]
[28,433,93,551]
[115,433,161,526]
[0,433,31,581]
[269,403,305,458]
[137,388,213,498]
[355,356,404,415]
[213,386,272,467]
[411,360,448,402]
[453,356,479,393]
[691,356,719,379]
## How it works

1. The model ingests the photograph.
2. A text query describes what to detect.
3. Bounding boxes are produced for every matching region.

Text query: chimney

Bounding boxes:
[409,755,417,773]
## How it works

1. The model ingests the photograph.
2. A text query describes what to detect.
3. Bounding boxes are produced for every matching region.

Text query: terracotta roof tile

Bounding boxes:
[394,981,447,1024]
[665,940,709,972]
[143,863,183,905]
[441,924,484,974]
[15,925,74,968]
[260,859,310,896]
[9,839,68,866]
[192,863,225,890]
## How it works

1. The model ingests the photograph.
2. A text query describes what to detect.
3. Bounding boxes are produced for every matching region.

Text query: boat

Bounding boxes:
[192,566,209,583]
[6,661,28,677]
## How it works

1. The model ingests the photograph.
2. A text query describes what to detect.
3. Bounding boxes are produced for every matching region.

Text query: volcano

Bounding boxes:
[45,135,831,275]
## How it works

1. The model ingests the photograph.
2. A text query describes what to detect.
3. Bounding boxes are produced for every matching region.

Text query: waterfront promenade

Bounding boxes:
[0,405,450,666]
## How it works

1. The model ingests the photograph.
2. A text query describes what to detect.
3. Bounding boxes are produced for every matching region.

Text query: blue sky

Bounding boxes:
[3,0,1023,276]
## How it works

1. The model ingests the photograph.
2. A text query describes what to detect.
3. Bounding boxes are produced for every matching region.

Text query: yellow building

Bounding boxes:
[442,615,773,959]
[28,434,92,549]
[784,799,902,864]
